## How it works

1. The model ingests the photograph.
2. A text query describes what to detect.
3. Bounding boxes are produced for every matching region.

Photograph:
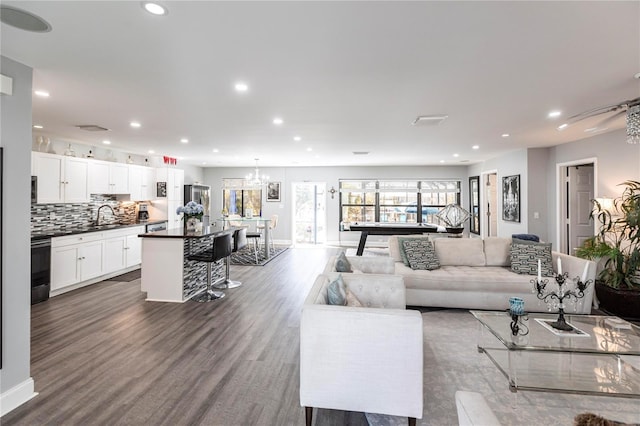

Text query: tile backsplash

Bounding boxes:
[31,195,138,233]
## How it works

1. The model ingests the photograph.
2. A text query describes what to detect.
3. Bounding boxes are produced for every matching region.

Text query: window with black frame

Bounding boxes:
[339,179,461,226]
[222,178,262,217]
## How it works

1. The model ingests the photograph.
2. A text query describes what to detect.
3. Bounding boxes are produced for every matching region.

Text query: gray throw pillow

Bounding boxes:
[403,239,440,270]
[398,236,431,266]
[335,251,352,273]
[510,241,554,276]
[327,275,346,305]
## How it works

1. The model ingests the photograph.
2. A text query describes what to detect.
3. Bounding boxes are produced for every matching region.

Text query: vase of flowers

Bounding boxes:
[176,201,204,232]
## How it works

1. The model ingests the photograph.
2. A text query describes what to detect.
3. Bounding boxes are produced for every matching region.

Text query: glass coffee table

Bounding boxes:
[471,310,640,398]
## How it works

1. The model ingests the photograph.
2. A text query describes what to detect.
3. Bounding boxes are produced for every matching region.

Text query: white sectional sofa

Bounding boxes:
[325,236,596,314]
[300,273,423,424]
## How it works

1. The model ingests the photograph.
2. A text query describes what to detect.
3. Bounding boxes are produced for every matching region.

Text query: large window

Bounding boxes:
[222,179,262,217]
[339,179,461,225]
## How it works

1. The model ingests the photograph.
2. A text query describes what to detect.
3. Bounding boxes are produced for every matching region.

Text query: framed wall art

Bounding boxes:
[266,181,281,202]
[502,174,520,222]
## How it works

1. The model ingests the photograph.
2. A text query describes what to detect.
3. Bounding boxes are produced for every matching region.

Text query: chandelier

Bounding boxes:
[627,104,640,145]
[245,158,269,186]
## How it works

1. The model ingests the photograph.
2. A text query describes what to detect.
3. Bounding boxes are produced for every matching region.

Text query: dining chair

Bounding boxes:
[257,214,278,252]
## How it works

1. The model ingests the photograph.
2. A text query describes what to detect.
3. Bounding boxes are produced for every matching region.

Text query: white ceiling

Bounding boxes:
[2,1,639,168]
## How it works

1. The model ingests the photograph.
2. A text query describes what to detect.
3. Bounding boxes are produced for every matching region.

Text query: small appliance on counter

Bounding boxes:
[138,203,150,221]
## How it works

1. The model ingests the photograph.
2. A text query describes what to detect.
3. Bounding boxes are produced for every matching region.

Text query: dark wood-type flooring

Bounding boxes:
[4,247,370,425]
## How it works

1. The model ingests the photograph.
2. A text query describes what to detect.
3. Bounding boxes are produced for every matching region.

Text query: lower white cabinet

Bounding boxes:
[51,226,145,293]
[103,229,143,274]
[51,240,104,291]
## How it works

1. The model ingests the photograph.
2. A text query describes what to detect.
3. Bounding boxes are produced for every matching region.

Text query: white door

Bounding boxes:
[80,241,104,281]
[110,163,130,194]
[129,166,143,200]
[64,157,90,202]
[126,234,142,266]
[482,173,498,237]
[104,237,126,274]
[34,153,64,203]
[88,161,111,194]
[292,182,327,245]
[567,165,595,254]
[51,245,80,290]
[142,167,155,200]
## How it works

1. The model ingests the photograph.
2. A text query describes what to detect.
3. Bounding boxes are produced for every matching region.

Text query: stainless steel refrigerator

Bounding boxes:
[184,184,211,225]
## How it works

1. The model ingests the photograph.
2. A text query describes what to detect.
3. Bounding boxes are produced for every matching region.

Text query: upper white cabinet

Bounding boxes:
[32,152,90,203]
[89,160,130,194]
[156,167,185,229]
[129,165,156,201]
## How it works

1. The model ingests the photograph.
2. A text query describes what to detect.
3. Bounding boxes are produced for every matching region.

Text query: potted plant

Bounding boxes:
[576,180,640,319]
[176,201,204,232]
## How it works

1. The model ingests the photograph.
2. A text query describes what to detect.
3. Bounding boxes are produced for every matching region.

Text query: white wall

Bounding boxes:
[546,129,640,247]
[1,56,35,414]
[204,165,469,245]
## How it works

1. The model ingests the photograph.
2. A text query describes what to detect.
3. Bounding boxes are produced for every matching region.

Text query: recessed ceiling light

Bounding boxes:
[453,153,459,158]
[102,140,111,145]
[34,90,49,97]
[439,160,445,163]
[202,162,207,165]
[130,121,141,128]
[557,123,569,130]
[472,145,480,150]
[148,150,155,154]
[293,136,302,142]
[180,138,188,143]
[273,117,284,125]
[548,110,562,118]
[212,148,219,153]
[141,2,167,16]
[306,147,312,152]
[501,133,510,138]
[234,82,249,92]
[634,72,640,79]
[33,124,43,129]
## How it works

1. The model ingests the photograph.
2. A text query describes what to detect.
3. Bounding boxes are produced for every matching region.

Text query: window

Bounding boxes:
[222,178,262,217]
[339,179,461,225]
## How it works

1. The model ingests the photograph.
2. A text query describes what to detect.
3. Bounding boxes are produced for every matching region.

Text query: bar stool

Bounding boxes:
[215,228,246,289]
[188,233,232,302]
[246,230,261,264]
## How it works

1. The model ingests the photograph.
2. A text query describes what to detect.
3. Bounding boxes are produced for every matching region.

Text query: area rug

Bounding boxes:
[230,246,288,266]
[105,269,141,282]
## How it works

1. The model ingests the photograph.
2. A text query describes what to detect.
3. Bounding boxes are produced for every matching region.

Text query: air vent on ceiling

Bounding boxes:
[353,151,370,155]
[76,124,110,132]
[412,115,448,126]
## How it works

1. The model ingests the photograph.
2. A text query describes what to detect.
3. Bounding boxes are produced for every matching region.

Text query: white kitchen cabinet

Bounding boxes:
[129,165,156,201]
[51,239,104,291]
[32,152,90,203]
[88,160,130,194]
[103,227,144,273]
[156,167,185,229]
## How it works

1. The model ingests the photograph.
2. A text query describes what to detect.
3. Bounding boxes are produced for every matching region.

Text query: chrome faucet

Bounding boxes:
[95,204,116,226]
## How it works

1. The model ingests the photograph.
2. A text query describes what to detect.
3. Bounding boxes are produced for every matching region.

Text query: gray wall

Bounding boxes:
[527,148,550,241]
[1,57,33,406]
[546,129,640,247]
[204,165,469,244]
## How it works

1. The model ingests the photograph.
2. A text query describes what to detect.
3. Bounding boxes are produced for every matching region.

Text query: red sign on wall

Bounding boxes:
[163,156,177,165]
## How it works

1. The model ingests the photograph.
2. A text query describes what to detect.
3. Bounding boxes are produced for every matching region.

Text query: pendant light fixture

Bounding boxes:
[246,158,269,187]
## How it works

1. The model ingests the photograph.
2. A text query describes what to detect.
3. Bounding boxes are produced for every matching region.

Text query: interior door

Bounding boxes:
[483,173,498,237]
[568,165,595,254]
[293,182,326,245]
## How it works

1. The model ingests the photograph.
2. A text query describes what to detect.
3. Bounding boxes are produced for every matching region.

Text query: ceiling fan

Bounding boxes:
[558,96,640,144]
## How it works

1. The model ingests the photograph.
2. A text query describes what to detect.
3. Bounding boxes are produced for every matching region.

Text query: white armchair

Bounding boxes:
[300,273,423,425]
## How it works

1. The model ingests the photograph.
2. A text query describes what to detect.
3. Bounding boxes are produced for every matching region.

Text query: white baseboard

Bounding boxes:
[0,378,37,416]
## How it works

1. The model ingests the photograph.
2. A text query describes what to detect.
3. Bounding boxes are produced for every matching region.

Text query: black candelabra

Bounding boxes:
[532,272,591,331]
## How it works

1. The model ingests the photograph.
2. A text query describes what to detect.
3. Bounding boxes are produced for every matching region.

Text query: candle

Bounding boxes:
[537,259,542,281]
[558,258,562,275]
[581,262,589,283]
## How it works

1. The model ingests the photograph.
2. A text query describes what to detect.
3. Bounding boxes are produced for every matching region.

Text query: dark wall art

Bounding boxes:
[502,174,520,223]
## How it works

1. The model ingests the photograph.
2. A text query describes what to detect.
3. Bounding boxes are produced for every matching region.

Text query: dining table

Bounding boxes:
[219,216,273,260]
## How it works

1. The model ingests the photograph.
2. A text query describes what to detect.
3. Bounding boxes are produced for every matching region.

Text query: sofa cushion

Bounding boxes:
[388,234,431,262]
[484,237,512,266]
[327,275,347,305]
[335,251,352,273]
[510,240,554,276]
[345,289,364,307]
[403,239,440,270]
[398,236,432,266]
[433,238,486,266]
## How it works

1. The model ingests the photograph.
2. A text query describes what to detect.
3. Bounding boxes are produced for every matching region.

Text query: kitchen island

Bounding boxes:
[139,224,236,302]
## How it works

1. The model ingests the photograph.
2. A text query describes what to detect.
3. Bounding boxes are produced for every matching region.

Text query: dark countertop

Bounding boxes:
[139,224,238,239]
[31,219,167,241]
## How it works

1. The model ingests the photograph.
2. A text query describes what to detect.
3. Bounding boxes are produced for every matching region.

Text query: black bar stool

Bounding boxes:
[188,232,232,302]
[215,228,246,289]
